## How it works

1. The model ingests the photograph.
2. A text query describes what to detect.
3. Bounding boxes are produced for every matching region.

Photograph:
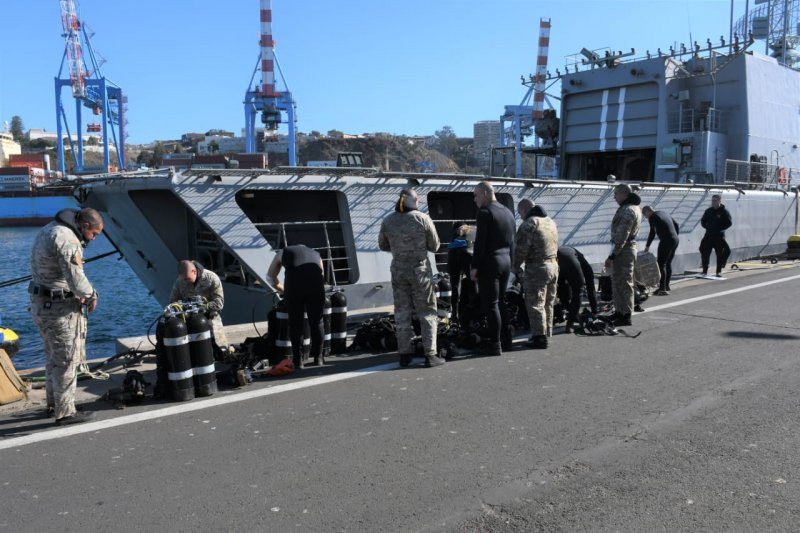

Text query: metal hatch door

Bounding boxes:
[563,82,659,153]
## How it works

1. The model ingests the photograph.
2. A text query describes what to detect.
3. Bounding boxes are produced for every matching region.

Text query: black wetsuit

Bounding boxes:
[447,246,476,325]
[699,204,732,275]
[283,245,325,359]
[645,211,680,291]
[556,246,598,323]
[472,200,516,347]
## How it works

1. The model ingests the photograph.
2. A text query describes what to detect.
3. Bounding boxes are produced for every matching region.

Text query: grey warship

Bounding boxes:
[75,1,800,327]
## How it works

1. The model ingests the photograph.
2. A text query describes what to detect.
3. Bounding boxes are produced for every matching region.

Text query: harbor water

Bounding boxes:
[0,226,161,370]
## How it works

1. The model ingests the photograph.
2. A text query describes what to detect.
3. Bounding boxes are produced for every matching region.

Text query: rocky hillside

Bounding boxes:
[285,135,464,173]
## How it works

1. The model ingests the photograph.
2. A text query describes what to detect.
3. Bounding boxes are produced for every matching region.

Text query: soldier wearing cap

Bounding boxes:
[513,199,559,349]
[30,208,103,425]
[379,189,444,368]
[604,183,642,326]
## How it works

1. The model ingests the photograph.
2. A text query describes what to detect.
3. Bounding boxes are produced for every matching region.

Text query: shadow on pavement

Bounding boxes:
[724,331,800,340]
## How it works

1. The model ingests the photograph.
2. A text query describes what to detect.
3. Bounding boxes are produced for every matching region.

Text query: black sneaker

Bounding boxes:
[424,355,445,368]
[55,410,96,426]
[398,353,413,367]
[654,289,669,296]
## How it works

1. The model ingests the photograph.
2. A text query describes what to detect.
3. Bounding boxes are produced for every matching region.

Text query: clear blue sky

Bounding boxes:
[0,0,753,144]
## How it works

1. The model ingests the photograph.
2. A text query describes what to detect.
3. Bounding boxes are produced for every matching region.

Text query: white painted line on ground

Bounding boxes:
[644,273,800,313]
[4,271,799,451]
[0,362,397,451]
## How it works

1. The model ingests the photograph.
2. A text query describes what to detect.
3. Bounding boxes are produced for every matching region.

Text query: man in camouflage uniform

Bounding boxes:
[604,183,642,326]
[512,200,559,349]
[378,188,443,368]
[30,208,103,425]
[169,260,229,349]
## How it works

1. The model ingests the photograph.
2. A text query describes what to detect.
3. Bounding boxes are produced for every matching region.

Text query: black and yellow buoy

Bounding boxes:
[0,327,19,358]
[786,235,800,259]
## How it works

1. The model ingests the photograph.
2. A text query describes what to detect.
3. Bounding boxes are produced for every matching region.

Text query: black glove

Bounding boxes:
[205,310,218,319]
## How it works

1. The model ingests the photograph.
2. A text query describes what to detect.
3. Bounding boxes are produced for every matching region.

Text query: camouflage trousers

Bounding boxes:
[612,244,637,315]
[523,261,559,337]
[391,259,438,356]
[30,297,85,420]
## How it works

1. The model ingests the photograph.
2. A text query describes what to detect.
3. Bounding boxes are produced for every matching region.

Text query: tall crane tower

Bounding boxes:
[55,0,126,175]
[498,18,558,178]
[244,0,297,165]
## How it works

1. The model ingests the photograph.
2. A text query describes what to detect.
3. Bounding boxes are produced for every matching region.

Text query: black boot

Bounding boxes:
[611,313,632,327]
[311,354,325,366]
[564,322,573,334]
[399,353,413,367]
[478,342,502,356]
[55,410,96,426]
[293,354,304,369]
[528,335,548,349]
[501,329,514,352]
[424,354,445,367]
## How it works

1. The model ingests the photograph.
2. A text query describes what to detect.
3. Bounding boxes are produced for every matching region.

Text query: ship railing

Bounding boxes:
[724,159,798,189]
[252,220,353,286]
[667,107,727,134]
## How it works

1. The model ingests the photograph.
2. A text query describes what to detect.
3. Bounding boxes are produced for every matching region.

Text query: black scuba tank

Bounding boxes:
[163,314,195,402]
[186,311,217,397]
[322,295,332,358]
[436,275,452,319]
[330,290,347,354]
[275,298,292,357]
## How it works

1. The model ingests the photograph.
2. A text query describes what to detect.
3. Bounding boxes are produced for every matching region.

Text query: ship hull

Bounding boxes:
[76,170,798,326]
[0,192,77,227]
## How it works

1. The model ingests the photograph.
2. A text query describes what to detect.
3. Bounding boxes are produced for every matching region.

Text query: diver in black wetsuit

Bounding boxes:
[642,206,680,295]
[267,244,326,368]
[470,181,516,355]
[556,246,598,332]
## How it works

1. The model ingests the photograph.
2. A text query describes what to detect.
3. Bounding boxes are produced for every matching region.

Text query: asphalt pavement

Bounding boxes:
[2,265,800,531]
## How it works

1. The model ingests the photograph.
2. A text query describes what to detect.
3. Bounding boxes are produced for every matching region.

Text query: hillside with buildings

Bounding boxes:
[4,118,509,176]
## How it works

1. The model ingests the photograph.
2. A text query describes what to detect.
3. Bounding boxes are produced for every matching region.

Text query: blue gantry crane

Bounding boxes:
[55,0,125,175]
[243,0,297,165]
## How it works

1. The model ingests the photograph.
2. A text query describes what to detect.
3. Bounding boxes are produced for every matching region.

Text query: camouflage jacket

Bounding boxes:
[610,199,642,255]
[30,209,95,298]
[512,215,559,274]
[169,263,225,314]
[378,210,440,264]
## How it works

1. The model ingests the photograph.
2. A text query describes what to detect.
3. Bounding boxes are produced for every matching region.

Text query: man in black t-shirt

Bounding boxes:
[267,244,326,368]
